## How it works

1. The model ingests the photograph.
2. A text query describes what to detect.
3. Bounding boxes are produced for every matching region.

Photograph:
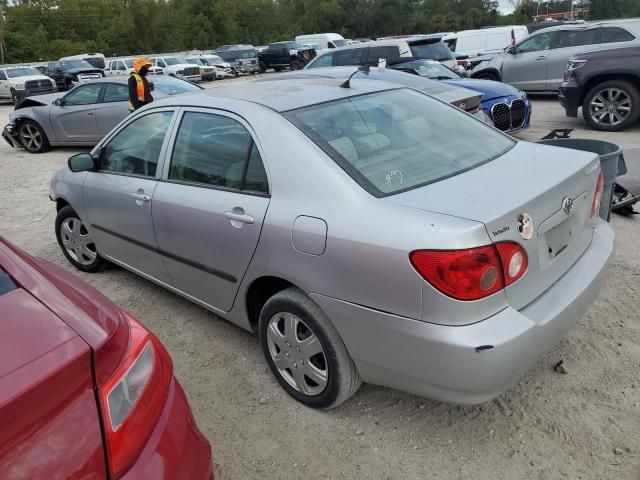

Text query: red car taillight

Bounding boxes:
[98,312,172,479]
[590,170,604,218]
[410,242,528,301]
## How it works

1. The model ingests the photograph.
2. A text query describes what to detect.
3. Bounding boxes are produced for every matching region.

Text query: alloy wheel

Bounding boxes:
[589,88,632,128]
[60,217,98,266]
[266,312,328,396]
[20,124,43,152]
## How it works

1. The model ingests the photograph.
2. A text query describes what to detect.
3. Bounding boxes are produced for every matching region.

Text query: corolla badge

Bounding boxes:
[517,213,533,240]
[562,196,574,215]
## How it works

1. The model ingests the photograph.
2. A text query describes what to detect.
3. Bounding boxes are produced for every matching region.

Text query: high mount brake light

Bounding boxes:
[98,312,172,479]
[410,242,528,301]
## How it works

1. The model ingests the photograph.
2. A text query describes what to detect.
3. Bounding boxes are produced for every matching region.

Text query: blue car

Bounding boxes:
[391,59,532,134]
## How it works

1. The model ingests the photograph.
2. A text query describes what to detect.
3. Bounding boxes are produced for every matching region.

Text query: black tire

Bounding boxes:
[17,119,50,154]
[259,61,267,73]
[274,66,283,72]
[582,80,640,132]
[474,71,500,81]
[259,287,361,409]
[55,206,107,273]
[10,88,18,105]
[290,61,303,71]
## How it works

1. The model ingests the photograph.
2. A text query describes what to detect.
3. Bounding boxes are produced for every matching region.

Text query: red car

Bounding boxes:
[0,237,213,479]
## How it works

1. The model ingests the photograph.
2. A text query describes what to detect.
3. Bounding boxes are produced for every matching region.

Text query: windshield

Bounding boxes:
[203,56,224,65]
[186,58,202,65]
[125,59,134,68]
[396,60,458,79]
[410,41,454,62]
[333,39,349,47]
[286,89,514,197]
[154,77,202,95]
[164,57,188,66]
[61,60,94,70]
[7,68,42,78]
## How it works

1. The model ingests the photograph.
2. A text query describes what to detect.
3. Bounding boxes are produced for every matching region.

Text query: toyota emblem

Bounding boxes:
[561,196,574,215]
[459,102,466,110]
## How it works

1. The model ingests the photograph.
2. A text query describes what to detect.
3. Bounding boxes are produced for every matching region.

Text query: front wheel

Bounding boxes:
[582,80,640,132]
[289,61,303,71]
[10,88,18,104]
[18,120,50,154]
[259,287,361,409]
[258,61,267,73]
[474,71,499,81]
[55,206,107,273]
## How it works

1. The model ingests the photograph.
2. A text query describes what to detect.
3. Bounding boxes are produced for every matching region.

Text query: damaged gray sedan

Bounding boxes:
[50,78,615,408]
[3,76,201,153]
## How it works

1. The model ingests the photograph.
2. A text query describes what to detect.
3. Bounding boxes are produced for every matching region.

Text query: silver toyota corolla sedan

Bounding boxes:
[50,78,615,409]
[3,76,202,153]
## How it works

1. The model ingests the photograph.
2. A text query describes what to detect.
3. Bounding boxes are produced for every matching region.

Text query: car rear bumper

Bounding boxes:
[559,81,580,117]
[122,378,213,479]
[311,220,615,405]
[2,123,21,149]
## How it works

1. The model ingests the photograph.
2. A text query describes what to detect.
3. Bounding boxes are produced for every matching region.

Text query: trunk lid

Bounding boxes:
[385,141,600,310]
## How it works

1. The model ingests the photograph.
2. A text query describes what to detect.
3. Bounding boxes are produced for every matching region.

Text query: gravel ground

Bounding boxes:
[0,82,639,480]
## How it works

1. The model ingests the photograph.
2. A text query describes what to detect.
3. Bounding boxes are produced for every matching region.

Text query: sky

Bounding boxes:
[498,0,516,15]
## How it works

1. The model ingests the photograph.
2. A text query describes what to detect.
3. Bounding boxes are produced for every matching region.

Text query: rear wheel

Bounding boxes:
[18,120,50,154]
[475,71,499,81]
[274,66,283,72]
[259,61,267,73]
[10,88,18,104]
[259,287,361,409]
[55,206,107,273]
[582,80,640,132]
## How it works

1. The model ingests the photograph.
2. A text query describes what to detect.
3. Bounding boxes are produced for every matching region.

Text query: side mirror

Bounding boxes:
[506,45,516,55]
[68,153,97,173]
[54,98,62,106]
[148,81,155,92]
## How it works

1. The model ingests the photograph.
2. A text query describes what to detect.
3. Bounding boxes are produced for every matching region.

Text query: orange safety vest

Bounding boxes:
[128,73,146,111]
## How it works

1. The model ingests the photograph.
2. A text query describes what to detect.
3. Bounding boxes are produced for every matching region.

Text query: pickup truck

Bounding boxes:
[258,42,316,72]
[0,67,57,103]
[46,60,105,91]
[149,56,202,82]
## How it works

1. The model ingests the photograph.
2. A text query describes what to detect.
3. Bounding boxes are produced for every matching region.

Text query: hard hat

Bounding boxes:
[133,56,153,73]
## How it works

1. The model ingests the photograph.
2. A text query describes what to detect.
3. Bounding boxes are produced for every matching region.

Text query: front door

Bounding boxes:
[83,109,176,282]
[501,31,556,91]
[545,28,601,91]
[50,84,102,143]
[95,83,130,136]
[152,110,270,312]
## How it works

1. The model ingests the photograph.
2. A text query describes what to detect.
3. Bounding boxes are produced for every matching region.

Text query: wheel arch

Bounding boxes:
[244,275,299,333]
[471,67,501,81]
[580,73,640,106]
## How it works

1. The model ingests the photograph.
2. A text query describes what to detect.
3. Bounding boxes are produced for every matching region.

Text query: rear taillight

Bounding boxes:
[98,312,172,479]
[410,242,528,301]
[590,170,604,218]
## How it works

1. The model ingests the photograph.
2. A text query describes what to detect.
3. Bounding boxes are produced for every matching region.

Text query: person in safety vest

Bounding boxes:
[128,57,154,112]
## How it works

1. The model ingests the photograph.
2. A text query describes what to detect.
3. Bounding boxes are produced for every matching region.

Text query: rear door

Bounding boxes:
[0,269,106,478]
[50,83,102,143]
[501,31,556,91]
[546,28,601,90]
[83,109,177,282]
[95,82,130,136]
[333,48,365,66]
[152,109,270,312]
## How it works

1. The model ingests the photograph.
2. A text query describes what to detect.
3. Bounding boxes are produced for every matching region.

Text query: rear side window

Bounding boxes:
[367,46,401,62]
[169,112,268,194]
[287,89,514,197]
[334,49,364,66]
[601,27,635,43]
[554,29,600,48]
[103,83,129,103]
[409,41,453,61]
[0,268,16,296]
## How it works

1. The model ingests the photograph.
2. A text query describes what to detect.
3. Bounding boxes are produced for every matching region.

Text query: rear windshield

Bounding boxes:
[410,41,454,61]
[154,77,202,95]
[0,268,16,296]
[286,89,514,197]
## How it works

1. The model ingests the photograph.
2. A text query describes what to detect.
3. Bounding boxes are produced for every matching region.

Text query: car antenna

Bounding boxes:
[340,64,371,88]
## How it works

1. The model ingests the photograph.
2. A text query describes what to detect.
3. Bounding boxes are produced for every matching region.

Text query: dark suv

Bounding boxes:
[215,45,260,74]
[46,60,105,91]
[258,42,316,72]
[560,45,640,131]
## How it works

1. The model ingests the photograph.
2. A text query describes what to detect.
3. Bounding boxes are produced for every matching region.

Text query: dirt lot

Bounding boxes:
[0,85,639,480]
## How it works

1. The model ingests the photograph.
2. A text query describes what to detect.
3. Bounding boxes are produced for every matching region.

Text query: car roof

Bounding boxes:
[533,18,640,35]
[152,77,402,112]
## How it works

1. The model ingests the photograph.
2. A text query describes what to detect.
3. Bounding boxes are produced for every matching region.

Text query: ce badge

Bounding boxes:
[517,213,533,240]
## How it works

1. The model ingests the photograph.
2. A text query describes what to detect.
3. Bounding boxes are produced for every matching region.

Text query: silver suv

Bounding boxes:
[472,19,640,92]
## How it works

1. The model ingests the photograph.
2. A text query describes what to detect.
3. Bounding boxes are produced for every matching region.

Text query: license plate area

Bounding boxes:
[546,219,572,258]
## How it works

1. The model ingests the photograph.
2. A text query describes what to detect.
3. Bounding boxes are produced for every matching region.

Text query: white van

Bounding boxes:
[295,33,349,51]
[444,26,529,57]
[60,53,106,70]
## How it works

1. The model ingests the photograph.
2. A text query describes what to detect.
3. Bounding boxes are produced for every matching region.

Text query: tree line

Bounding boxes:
[2,0,639,64]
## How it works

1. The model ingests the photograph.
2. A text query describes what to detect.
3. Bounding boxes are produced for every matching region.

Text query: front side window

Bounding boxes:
[102,83,129,103]
[554,29,600,48]
[64,84,103,106]
[169,112,268,193]
[101,111,173,177]
[307,53,335,68]
[601,27,636,43]
[516,33,553,53]
[286,89,514,197]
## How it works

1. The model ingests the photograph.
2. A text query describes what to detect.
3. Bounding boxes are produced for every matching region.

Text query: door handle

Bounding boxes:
[131,192,150,202]
[87,112,94,115]
[535,56,547,60]
[224,211,254,225]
